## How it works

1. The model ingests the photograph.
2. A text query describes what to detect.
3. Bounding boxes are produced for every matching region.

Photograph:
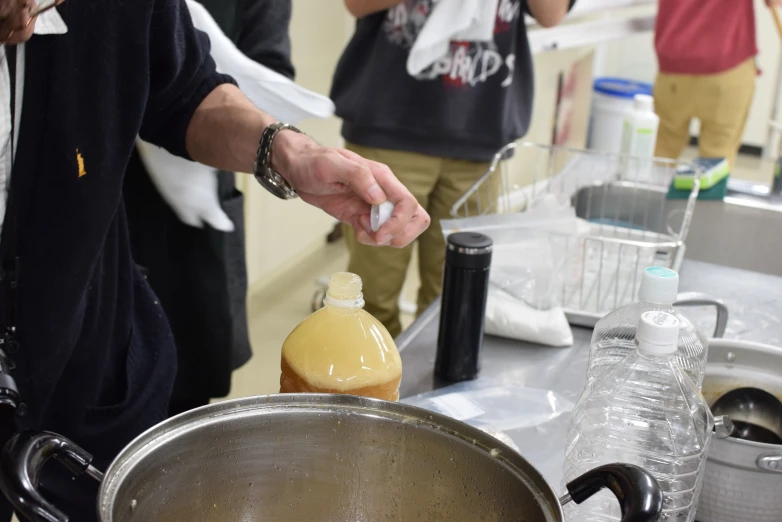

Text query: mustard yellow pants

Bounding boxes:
[654,58,756,171]
[343,142,491,338]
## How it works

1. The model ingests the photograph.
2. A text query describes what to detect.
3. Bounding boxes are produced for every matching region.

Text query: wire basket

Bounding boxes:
[450,142,700,327]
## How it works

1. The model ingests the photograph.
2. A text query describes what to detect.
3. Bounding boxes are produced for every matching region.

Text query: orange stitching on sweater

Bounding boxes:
[76,149,86,177]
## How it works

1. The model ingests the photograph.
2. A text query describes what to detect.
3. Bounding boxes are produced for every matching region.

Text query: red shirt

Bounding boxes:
[655,0,758,75]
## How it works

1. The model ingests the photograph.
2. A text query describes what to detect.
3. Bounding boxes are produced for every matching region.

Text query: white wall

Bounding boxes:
[747,0,781,148]
[241,1,352,290]
[594,0,781,148]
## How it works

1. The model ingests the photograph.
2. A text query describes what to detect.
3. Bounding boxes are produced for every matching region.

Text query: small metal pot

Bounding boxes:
[698,339,782,522]
[0,395,663,522]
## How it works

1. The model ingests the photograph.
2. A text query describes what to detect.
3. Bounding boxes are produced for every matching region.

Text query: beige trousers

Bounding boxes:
[654,58,756,171]
[343,142,491,337]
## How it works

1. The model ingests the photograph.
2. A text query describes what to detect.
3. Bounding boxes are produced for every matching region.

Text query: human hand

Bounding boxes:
[272,131,430,247]
[767,0,782,8]
[0,0,64,44]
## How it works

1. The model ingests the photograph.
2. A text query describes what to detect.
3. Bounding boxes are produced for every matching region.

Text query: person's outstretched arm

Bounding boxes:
[343,0,404,18]
[527,0,574,28]
[186,83,429,249]
[141,0,428,249]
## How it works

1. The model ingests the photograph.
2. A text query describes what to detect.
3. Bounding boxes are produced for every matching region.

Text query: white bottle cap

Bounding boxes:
[638,266,679,305]
[634,93,654,113]
[371,201,394,232]
[637,311,680,355]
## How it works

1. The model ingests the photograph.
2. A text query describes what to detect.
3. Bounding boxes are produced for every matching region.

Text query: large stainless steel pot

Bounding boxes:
[698,339,782,522]
[0,394,663,522]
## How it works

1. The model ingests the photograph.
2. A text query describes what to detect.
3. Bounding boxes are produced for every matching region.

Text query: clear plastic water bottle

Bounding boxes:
[588,266,708,388]
[563,311,713,522]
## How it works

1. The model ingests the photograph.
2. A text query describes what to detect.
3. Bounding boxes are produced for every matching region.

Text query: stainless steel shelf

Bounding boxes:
[528,14,655,54]
[525,0,656,54]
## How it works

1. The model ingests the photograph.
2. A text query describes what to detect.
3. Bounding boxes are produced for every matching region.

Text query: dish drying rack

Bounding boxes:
[450,142,700,327]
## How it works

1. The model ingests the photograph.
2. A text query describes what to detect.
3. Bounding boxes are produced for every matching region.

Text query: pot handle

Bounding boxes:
[560,464,663,522]
[0,431,104,522]
[756,454,782,472]
[674,292,729,338]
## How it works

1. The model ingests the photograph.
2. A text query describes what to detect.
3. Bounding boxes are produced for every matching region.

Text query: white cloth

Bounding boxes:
[0,9,68,234]
[136,0,335,232]
[407,0,500,76]
[185,0,334,124]
[136,139,236,231]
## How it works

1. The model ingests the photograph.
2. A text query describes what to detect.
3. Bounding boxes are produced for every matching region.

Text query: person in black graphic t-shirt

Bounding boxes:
[332,0,575,338]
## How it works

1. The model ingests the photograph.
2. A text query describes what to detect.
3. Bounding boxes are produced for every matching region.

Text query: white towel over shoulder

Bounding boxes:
[185,0,334,124]
[136,0,335,232]
[407,0,500,76]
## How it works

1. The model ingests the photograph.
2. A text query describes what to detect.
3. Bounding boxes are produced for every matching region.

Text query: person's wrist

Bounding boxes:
[270,128,314,185]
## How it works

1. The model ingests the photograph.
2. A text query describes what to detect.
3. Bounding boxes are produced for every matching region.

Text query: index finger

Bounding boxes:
[356,158,422,238]
[338,149,422,242]
[334,149,387,205]
[337,148,421,205]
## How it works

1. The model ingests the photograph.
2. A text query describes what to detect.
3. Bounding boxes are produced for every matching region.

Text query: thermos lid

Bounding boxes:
[446,232,493,270]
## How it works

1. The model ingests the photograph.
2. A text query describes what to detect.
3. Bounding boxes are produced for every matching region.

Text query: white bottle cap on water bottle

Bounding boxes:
[637,311,680,355]
[371,201,394,232]
[638,266,679,305]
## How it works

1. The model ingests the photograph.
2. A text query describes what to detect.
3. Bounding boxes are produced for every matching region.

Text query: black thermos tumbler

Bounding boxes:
[435,232,493,382]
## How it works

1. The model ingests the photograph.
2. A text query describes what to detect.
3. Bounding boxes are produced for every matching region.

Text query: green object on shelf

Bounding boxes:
[667,175,729,201]
[673,157,730,190]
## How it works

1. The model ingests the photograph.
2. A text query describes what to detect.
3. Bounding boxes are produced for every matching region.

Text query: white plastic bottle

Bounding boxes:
[587,266,707,388]
[620,94,659,182]
[564,311,713,522]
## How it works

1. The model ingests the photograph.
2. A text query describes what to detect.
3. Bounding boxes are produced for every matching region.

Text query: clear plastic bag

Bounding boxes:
[441,201,585,346]
[403,380,575,485]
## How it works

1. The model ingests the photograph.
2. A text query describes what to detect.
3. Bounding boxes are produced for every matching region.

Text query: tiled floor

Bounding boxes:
[731,152,774,184]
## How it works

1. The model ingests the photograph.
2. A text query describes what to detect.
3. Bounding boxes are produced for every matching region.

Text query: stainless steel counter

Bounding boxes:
[396,259,782,486]
[684,197,782,277]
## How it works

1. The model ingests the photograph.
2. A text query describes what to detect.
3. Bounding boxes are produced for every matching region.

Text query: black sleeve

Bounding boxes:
[139,0,237,160]
[236,0,296,80]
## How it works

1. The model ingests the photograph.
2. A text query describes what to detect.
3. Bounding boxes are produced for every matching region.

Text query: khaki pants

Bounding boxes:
[654,58,756,171]
[343,142,491,338]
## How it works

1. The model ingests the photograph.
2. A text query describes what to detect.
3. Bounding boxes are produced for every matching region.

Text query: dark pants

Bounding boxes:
[124,150,251,407]
[0,272,177,522]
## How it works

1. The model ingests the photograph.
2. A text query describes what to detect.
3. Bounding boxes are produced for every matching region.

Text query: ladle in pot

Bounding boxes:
[711,387,782,444]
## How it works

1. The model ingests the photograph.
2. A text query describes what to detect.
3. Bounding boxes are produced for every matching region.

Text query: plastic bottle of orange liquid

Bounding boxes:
[279,272,402,401]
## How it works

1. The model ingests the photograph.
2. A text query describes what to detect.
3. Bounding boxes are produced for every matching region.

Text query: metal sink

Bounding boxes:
[572,181,782,277]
